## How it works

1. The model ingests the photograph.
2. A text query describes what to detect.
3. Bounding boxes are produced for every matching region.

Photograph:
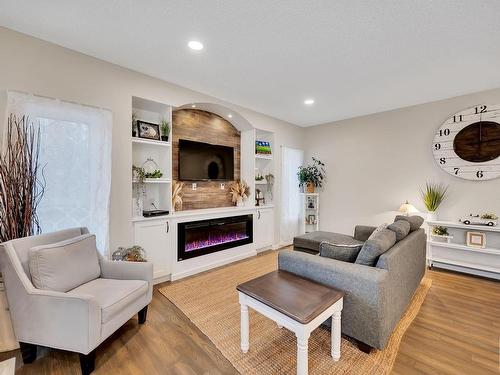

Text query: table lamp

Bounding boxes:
[398,200,418,216]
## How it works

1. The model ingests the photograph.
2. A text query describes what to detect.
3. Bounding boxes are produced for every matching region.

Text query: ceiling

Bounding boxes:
[1,1,500,127]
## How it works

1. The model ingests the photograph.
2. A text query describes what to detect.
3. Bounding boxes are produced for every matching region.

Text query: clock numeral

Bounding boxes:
[434,143,441,150]
[453,115,463,123]
[454,167,460,175]
[439,129,450,137]
[439,157,446,165]
[475,105,487,114]
[476,170,484,178]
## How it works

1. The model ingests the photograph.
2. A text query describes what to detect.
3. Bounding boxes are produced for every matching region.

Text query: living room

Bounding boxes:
[0,2,499,375]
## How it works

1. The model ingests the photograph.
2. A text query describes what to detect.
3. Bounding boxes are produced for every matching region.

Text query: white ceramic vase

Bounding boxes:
[427,211,438,222]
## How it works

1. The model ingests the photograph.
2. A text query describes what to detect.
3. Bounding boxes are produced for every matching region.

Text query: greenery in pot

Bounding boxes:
[297,157,326,192]
[420,182,448,212]
[160,118,170,141]
[432,226,449,236]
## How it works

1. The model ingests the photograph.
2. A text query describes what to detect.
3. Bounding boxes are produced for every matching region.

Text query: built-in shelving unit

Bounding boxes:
[427,220,500,280]
[131,96,173,219]
[254,128,275,207]
[301,193,320,234]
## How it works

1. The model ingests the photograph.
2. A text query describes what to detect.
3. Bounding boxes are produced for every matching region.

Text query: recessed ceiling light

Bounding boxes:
[191,104,196,108]
[188,40,204,51]
[228,114,233,118]
[304,99,315,105]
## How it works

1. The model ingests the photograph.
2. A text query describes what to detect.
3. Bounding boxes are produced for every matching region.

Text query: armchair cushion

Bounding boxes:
[69,278,148,324]
[29,234,100,292]
[394,215,424,232]
[355,229,396,266]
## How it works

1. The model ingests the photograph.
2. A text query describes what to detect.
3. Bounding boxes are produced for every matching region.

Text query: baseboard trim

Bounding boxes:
[171,249,257,281]
[273,241,292,250]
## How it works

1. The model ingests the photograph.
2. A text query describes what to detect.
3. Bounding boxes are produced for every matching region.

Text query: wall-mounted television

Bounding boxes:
[178,139,234,181]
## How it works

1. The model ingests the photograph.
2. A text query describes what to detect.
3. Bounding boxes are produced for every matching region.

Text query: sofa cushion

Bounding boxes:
[367,223,388,240]
[69,278,148,323]
[319,240,363,262]
[387,220,411,241]
[394,215,424,232]
[294,231,357,253]
[29,234,100,292]
[355,229,397,266]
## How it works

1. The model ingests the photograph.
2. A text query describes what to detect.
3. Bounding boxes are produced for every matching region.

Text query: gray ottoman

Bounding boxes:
[293,231,362,255]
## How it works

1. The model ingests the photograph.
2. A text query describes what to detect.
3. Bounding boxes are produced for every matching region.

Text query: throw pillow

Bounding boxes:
[319,241,363,263]
[355,229,396,266]
[367,223,388,240]
[387,220,411,241]
[29,234,101,292]
[394,215,424,232]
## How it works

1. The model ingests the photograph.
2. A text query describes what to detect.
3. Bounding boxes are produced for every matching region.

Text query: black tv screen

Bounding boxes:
[178,139,234,181]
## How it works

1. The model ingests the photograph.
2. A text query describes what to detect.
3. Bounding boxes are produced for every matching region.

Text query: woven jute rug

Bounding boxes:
[159,251,431,374]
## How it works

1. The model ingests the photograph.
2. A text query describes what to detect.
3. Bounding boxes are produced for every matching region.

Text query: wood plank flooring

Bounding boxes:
[1,252,499,374]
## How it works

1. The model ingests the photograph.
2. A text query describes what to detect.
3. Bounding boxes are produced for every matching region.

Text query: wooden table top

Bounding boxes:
[237,270,344,324]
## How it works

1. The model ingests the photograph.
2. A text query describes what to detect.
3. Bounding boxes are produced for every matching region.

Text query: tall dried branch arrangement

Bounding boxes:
[0,115,45,243]
[228,180,250,205]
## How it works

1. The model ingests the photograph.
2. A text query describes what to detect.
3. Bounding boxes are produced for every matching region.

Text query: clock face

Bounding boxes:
[433,104,500,180]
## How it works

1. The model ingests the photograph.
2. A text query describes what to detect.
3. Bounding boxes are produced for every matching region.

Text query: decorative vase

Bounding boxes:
[306,183,315,193]
[427,211,437,221]
[236,200,244,207]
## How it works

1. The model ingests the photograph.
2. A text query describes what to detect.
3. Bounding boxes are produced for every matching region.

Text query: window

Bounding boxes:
[6,91,112,254]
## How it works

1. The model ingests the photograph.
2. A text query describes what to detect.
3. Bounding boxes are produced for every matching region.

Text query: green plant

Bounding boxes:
[420,182,448,212]
[160,118,170,137]
[145,169,163,179]
[432,226,449,236]
[132,165,146,183]
[481,213,498,220]
[297,157,326,188]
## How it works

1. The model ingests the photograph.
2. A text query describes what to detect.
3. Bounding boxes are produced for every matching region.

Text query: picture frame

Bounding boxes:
[307,196,316,209]
[137,120,160,140]
[308,214,316,225]
[466,231,486,248]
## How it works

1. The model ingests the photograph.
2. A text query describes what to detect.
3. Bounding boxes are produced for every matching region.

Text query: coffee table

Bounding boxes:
[237,270,344,375]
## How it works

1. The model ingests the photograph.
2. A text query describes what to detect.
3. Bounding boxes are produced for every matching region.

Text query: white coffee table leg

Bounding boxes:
[331,311,341,361]
[240,304,249,353]
[296,332,310,375]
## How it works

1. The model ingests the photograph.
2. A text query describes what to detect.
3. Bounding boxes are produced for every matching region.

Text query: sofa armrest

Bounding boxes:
[99,259,153,283]
[354,225,377,241]
[15,288,101,354]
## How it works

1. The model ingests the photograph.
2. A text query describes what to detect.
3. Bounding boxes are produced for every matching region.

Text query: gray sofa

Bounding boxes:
[280,223,426,350]
[0,228,153,374]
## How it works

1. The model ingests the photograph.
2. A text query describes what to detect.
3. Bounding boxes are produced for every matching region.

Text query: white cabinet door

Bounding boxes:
[133,219,172,282]
[255,208,274,250]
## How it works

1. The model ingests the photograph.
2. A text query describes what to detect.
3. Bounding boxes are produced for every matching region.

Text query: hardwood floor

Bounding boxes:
[1,256,499,374]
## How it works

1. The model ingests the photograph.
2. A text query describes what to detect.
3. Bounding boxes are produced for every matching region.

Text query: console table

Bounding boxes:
[237,270,344,375]
[427,220,500,280]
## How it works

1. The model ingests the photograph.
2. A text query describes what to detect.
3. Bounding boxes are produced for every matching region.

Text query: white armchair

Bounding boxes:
[0,228,153,374]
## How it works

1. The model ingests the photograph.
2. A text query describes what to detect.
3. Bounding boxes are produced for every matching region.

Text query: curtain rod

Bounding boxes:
[7,89,111,112]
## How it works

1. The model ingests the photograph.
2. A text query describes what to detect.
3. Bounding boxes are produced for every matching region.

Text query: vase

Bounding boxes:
[427,211,437,222]
[306,183,315,193]
[236,200,244,207]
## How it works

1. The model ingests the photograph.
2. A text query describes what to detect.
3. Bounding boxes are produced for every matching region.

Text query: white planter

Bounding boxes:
[427,211,438,221]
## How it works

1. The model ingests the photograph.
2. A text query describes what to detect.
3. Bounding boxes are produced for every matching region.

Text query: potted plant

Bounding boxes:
[420,182,448,221]
[297,157,326,193]
[160,118,170,142]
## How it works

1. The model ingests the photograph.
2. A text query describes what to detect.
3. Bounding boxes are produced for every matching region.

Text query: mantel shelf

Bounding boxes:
[132,178,172,184]
[132,138,171,147]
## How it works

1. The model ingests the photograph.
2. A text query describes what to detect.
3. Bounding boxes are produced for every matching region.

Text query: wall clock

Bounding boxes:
[433,104,500,180]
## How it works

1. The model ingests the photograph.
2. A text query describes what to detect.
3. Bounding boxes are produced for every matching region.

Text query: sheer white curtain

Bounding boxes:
[280,146,304,244]
[6,92,112,254]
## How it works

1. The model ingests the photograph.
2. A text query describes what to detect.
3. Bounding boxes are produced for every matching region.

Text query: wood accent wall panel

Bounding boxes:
[172,109,240,210]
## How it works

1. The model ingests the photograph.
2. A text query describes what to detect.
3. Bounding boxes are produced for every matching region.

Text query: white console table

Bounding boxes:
[427,220,500,280]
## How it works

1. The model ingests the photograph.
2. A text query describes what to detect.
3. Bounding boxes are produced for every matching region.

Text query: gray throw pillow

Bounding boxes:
[367,223,388,240]
[319,241,363,263]
[387,220,411,241]
[29,234,101,292]
[355,229,396,266]
[394,215,424,232]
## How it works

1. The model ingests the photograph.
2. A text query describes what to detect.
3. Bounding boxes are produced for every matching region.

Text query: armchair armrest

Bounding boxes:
[15,287,101,354]
[354,225,377,241]
[99,259,153,283]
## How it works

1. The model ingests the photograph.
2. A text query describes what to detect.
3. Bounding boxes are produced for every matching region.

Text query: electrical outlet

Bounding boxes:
[192,183,197,191]
[220,183,225,190]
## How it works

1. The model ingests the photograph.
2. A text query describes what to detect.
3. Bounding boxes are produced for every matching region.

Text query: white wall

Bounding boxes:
[305,88,500,235]
[0,27,305,251]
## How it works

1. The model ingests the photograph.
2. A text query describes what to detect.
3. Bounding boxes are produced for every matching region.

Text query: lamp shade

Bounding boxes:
[398,200,418,215]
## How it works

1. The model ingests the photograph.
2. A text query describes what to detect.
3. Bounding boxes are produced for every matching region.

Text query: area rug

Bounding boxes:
[159,251,431,374]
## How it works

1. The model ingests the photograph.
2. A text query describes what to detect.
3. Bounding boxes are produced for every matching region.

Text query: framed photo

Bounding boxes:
[308,214,316,225]
[466,231,486,248]
[307,196,316,209]
[137,120,160,140]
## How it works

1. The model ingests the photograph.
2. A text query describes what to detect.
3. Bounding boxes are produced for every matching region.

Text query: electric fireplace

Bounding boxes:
[178,214,253,261]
